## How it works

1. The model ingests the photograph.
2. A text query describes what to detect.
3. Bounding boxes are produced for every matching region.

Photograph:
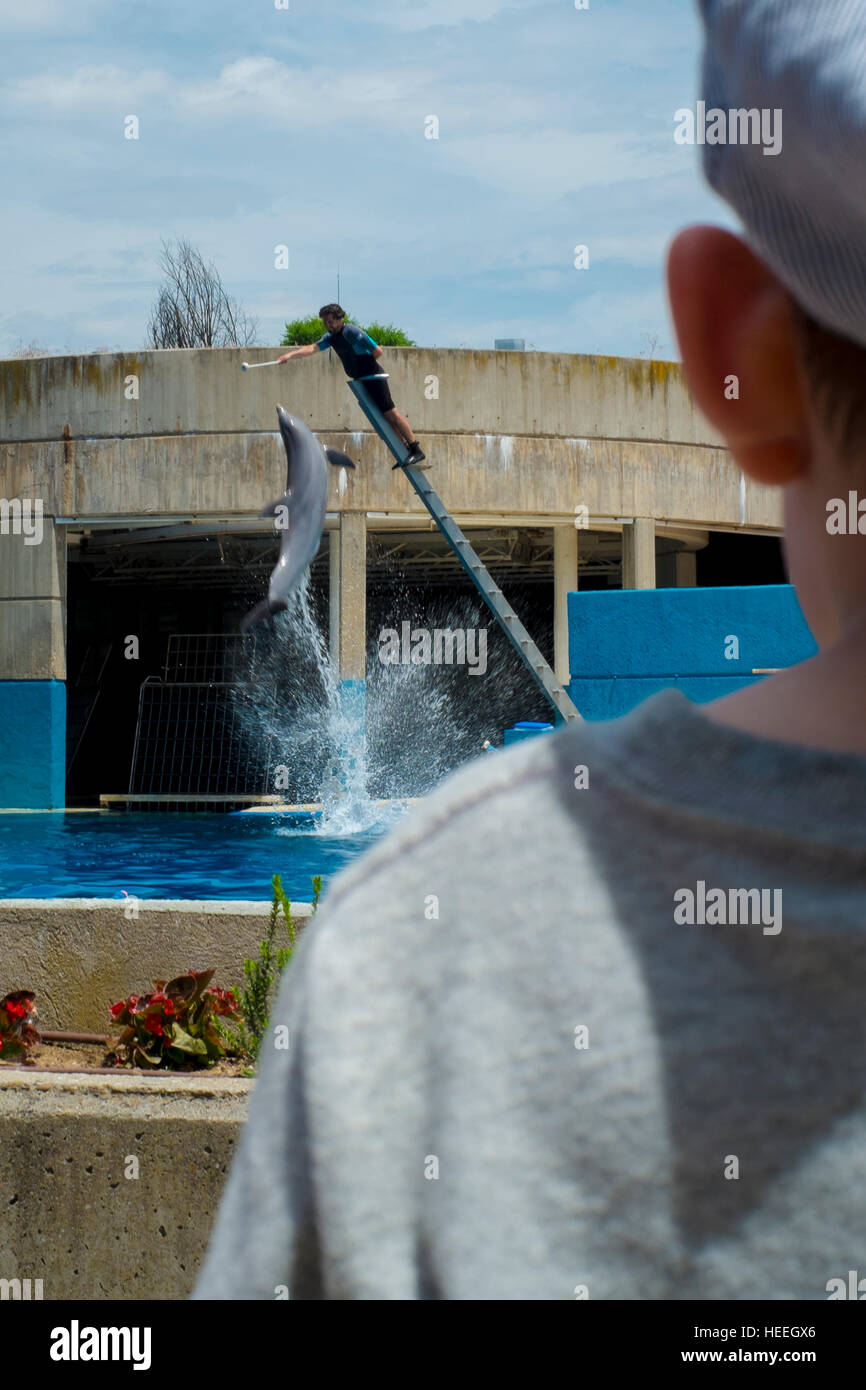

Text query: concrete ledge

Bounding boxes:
[0,1070,250,1300]
[1,347,718,445]
[0,898,313,1031]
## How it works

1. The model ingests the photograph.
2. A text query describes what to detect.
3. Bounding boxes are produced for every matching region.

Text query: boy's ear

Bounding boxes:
[666,225,810,485]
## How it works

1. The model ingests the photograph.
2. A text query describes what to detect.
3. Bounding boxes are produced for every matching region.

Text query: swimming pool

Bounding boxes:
[0,812,398,900]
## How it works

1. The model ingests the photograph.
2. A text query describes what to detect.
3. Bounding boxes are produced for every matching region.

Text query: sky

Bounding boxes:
[0,0,736,359]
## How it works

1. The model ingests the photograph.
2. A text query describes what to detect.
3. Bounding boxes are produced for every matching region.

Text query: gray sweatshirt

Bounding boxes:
[193,689,866,1300]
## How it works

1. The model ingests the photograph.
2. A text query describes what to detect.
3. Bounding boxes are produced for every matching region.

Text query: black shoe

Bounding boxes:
[392,442,429,470]
[405,442,428,468]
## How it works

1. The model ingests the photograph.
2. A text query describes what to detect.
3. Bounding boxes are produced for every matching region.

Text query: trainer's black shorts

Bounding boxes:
[360,377,395,412]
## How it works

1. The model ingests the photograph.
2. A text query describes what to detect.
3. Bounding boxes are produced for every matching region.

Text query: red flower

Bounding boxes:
[109,1000,126,1019]
[5,1000,27,1020]
[163,1000,174,1016]
[208,987,237,1017]
[144,1016,164,1037]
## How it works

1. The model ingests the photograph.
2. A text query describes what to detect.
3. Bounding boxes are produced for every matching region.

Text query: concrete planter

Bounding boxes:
[0,1070,250,1300]
[0,898,312,1032]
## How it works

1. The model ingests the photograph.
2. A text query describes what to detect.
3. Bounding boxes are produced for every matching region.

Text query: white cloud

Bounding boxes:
[3,55,689,210]
[8,64,172,110]
[0,0,107,31]
[179,57,416,120]
[444,129,684,199]
[365,0,545,30]
[5,57,418,128]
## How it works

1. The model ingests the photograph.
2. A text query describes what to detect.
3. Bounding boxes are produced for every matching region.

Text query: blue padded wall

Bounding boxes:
[566,585,817,721]
[0,680,66,808]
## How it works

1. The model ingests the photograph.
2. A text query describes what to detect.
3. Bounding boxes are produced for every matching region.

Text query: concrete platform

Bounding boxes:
[0,1070,250,1300]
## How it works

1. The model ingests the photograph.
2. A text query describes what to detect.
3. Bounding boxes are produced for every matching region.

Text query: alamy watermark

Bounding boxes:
[827,1270,866,1299]
[826,492,866,534]
[674,101,782,157]
[0,497,43,546]
[0,1276,43,1299]
[50,1321,151,1370]
[674,880,782,935]
[378,622,487,675]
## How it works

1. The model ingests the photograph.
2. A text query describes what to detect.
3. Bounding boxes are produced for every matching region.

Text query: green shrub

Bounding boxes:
[363,321,415,345]
[281,314,414,347]
[281,314,332,346]
[230,874,322,1065]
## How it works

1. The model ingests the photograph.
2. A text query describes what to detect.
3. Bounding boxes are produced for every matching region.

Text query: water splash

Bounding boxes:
[235,578,405,835]
[280,582,387,834]
[234,576,546,835]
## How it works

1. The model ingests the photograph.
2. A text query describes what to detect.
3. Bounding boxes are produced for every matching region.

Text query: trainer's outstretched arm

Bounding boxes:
[278,344,318,364]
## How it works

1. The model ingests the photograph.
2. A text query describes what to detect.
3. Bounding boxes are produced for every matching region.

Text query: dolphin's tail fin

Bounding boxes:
[240,596,290,634]
[325,446,357,470]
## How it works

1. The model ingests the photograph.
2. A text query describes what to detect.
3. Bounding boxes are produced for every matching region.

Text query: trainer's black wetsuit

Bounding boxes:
[317,323,395,410]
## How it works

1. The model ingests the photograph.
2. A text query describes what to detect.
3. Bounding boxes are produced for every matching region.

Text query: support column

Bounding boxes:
[326,512,367,801]
[328,525,341,675]
[674,551,697,586]
[553,524,579,686]
[0,512,66,808]
[622,517,656,589]
[330,511,367,683]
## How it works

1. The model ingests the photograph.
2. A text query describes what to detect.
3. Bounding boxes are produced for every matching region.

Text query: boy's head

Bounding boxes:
[668,0,866,649]
[319,304,345,333]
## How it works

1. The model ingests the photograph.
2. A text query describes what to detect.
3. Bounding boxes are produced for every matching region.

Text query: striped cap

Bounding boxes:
[698,0,866,347]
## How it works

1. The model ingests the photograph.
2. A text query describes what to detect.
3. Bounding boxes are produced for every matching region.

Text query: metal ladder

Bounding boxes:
[348,380,580,724]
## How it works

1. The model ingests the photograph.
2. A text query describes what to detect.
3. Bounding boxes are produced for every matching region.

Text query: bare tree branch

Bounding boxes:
[9,339,52,358]
[146,239,259,348]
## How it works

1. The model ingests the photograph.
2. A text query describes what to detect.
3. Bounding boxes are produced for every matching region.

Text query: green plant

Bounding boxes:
[230,874,322,1064]
[0,991,39,1061]
[107,969,241,1070]
[281,314,331,346]
[363,321,415,346]
[311,874,322,910]
[281,314,414,347]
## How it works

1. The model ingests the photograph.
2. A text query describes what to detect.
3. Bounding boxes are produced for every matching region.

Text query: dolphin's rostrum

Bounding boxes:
[241,406,355,632]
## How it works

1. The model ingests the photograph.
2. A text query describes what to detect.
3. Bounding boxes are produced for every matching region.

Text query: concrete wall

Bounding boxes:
[0,899,313,1032]
[0,348,780,530]
[1,429,778,529]
[566,584,818,720]
[1,347,719,444]
[0,1071,247,1300]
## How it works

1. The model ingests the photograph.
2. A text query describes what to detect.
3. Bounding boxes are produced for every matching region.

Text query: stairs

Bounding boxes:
[347,381,580,723]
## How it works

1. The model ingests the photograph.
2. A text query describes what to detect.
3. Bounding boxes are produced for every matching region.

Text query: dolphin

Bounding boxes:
[241,406,356,632]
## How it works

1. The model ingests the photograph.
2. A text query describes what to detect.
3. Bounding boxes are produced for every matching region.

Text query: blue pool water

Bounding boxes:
[0,812,397,900]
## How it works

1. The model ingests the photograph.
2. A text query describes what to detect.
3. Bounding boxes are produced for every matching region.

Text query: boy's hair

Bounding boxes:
[791,300,866,466]
[319,303,345,321]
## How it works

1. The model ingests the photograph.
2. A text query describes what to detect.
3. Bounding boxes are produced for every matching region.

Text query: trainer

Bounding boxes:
[278,304,427,467]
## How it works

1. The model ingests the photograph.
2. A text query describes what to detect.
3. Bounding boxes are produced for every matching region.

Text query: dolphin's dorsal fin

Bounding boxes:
[325,446,357,470]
